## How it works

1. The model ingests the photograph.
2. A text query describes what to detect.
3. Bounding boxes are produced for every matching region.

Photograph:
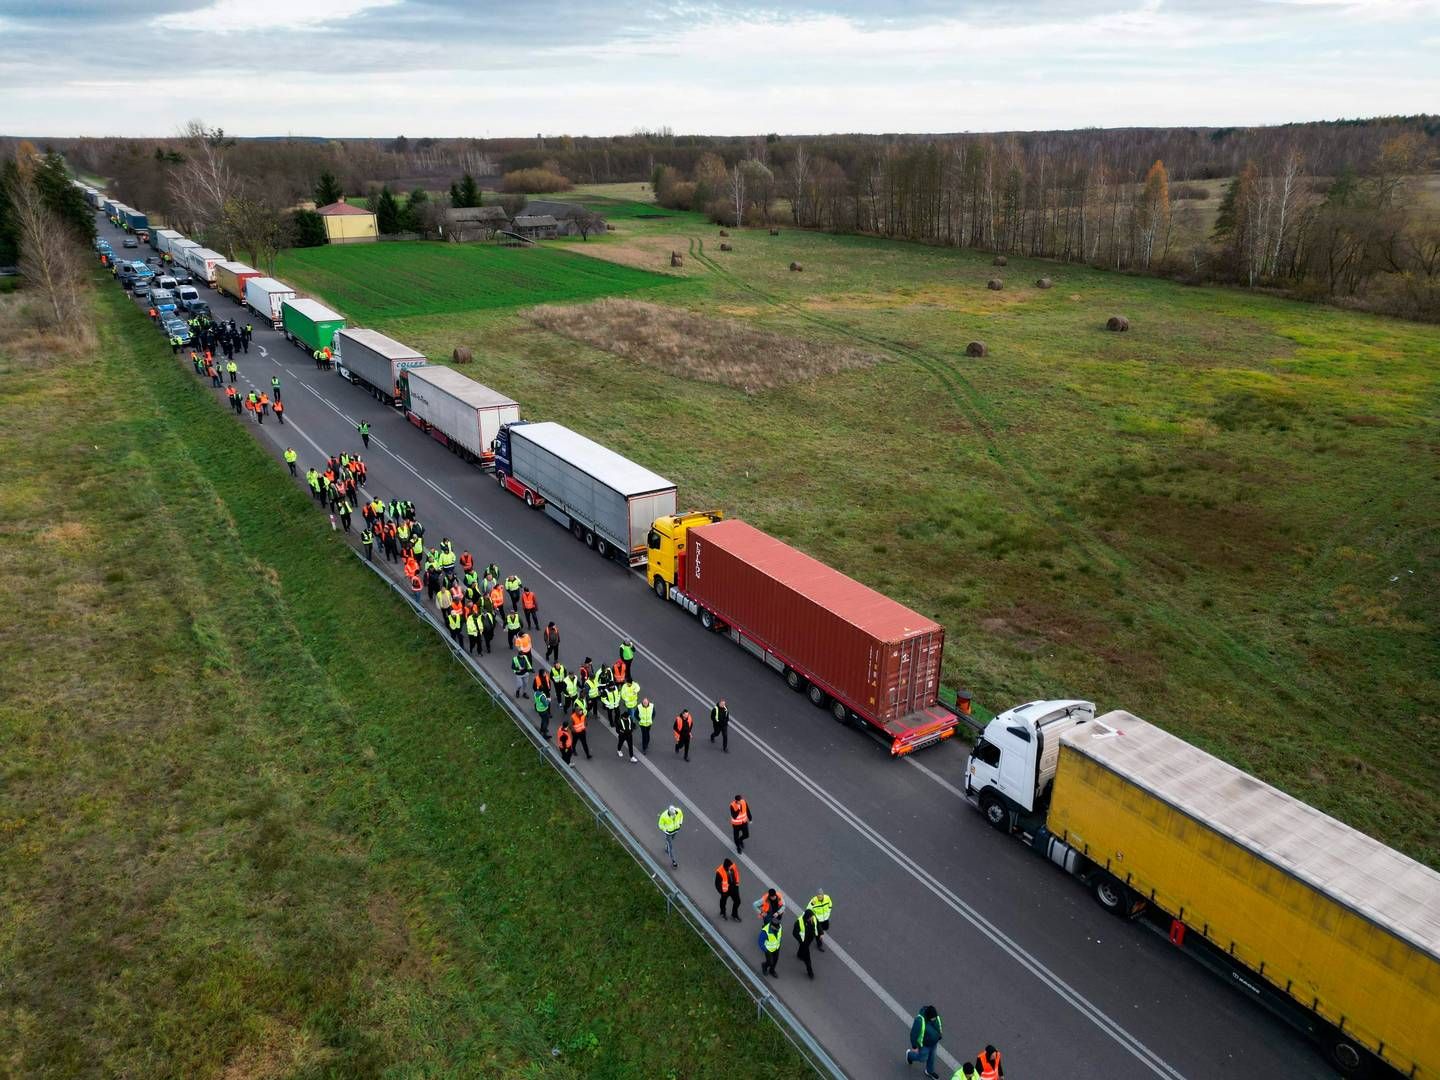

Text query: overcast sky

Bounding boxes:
[2,0,1437,138]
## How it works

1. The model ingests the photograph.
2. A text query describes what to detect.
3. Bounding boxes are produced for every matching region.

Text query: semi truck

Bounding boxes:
[123,208,148,233]
[965,702,1440,1078]
[184,247,225,286]
[244,277,295,328]
[493,421,676,565]
[153,229,183,255]
[169,238,199,269]
[648,516,957,755]
[280,298,345,354]
[335,327,429,406]
[400,365,519,465]
[214,261,259,303]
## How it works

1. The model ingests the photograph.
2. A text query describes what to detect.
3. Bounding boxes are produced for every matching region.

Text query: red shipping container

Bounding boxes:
[686,520,946,732]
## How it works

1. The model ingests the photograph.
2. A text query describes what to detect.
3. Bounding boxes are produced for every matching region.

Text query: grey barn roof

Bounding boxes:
[513,215,559,228]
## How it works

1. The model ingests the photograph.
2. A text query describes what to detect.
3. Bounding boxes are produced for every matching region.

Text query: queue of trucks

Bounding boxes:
[85,182,1440,1077]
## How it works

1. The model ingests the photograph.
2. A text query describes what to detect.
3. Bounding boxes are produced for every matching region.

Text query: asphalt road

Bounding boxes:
[105,219,1333,1080]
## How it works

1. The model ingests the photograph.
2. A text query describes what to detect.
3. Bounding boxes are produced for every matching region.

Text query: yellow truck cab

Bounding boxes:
[646,510,724,599]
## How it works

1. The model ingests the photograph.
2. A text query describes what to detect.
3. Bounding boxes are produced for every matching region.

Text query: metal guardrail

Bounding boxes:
[352,552,848,1080]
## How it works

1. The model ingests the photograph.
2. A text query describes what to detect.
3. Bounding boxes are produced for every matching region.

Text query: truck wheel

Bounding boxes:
[584,530,596,549]
[807,684,826,708]
[784,668,805,692]
[830,700,849,723]
[1092,873,1134,917]
[699,608,715,631]
[572,522,584,542]
[496,470,507,488]
[1324,1030,1373,1076]
[524,491,535,508]
[979,792,1010,832]
[654,578,668,600]
[596,537,609,559]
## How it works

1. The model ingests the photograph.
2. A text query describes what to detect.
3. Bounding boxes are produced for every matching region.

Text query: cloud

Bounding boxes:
[152,0,401,32]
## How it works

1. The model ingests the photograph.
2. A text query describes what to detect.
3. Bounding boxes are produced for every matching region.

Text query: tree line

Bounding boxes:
[0,142,95,331]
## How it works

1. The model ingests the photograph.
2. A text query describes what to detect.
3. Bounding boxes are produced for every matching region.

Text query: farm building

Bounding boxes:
[444,205,509,241]
[519,199,607,236]
[317,199,379,244]
[513,214,560,240]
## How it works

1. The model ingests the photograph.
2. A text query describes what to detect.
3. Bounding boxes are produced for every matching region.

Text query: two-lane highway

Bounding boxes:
[107,219,1331,1080]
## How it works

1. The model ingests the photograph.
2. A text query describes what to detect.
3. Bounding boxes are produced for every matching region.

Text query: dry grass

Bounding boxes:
[0,290,96,362]
[526,297,880,391]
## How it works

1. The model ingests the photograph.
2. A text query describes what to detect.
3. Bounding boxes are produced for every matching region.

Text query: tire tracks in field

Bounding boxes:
[687,235,1320,709]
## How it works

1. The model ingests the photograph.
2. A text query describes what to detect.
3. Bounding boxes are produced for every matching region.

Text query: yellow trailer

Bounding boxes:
[1048,712,1440,1078]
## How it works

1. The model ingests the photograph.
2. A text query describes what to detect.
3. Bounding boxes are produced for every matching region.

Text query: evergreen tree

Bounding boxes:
[291,209,327,247]
[375,186,401,234]
[451,173,481,208]
[33,153,95,244]
[0,159,21,265]
[314,171,344,206]
[402,188,429,231]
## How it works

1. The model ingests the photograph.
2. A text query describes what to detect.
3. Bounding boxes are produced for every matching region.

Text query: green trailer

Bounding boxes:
[280,298,346,354]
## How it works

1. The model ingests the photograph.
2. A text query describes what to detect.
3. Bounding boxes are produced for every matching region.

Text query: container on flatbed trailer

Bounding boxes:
[493,421,676,564]
[967,704,1440,1077]
[214,261,260,302]
[669,518,955,755]
[244,277,295,328]
[280,297,345,353]
[400,365,518,463]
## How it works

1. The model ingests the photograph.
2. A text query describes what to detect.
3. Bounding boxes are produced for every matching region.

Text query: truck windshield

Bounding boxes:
[647,530,661,549]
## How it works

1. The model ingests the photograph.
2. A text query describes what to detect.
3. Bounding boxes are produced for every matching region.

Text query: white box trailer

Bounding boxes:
[245,277,296,328]
[402,366,519,468]
[494,420,676,565]
[184,247,225,285]
[169,239,199,269]
[155,229,184,255]
[334,328,428,406]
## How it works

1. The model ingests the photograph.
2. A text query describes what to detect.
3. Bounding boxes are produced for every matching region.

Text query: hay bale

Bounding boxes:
[992,255,1007,267]
[965,341,988,357]
[987,278,1004,291]
[769,228,780,236]
[1035,277,1053,289]
[1106,315,1130,332]
[719,242,733,252]
[671,252,684,268]
[452,346,473,364]
[789,261,803,272]
[605,223,615,231]
[719,229,730,237]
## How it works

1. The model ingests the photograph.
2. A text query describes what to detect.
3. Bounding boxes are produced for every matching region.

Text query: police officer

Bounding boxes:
[361,525,374,561]
[806,890,832,952]
[794,906,818,979]
[760,913,782,977]
[636,697,655,755]
[284,447,298,476]
[658,804,683,868]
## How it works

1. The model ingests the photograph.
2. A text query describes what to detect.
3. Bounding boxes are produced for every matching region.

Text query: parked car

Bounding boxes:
[122,236,138,248]
[161,317,191,345]
[184,299,212,319]
[151,288,177,314]
[169,267,193,285]
[132,279,153,299]
[176,284,200,305]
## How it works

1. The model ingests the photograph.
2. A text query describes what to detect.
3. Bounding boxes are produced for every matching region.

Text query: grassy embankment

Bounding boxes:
[277,192,1440,868]
[0,284,808,1078]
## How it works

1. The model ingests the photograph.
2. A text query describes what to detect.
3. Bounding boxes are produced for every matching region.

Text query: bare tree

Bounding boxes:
[788,143,809,225]
[170,120,237,238]
[10,173,88,328]
[729,161,747,228]
[222,182,292,272]
[574,209,603,241]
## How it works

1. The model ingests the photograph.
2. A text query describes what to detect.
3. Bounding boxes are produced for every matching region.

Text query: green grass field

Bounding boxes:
[277,189,1440,868]
[276,241,683,322]
[0,284,809,1077]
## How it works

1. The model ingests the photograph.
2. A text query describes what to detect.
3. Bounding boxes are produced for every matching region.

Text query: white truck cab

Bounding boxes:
[966,699,1094,830]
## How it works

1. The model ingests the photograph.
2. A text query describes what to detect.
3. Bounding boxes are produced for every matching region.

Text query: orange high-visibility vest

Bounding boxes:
[557,727,573,750]
[730,799,750,826]
[521,589,537,610]
[715,862,740,892]
[570,709,586,734]
[977,1050,1001,1079]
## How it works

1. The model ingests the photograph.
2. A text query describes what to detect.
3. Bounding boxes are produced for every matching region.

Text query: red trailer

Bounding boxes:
[680,519,957,755]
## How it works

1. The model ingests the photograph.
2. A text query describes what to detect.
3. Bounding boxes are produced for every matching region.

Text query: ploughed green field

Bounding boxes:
[0,285,808,1077]
[276,241,683,322]
[279,188,1440,868]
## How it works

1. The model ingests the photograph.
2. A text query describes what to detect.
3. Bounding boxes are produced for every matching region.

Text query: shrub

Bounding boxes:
[501,168,571,194]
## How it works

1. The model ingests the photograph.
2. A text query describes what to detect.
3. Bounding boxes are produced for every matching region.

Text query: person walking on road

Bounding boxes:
[272,398,284,424]
[533,685,552,740]
[794,907,818,979]
[504,574,522,612]
[480,606,496,654]
[658,804,684,868]
[906,1005,944,1078]
[806,891,832,952]
[636,697,654,755]
[615,704,636,762]
[543,620,560,663]
[504,609,522,650]
[619,638,636,679]
[709,698,730,751]
[271,374,282,400]
[362,526,374,561]
[227,359,237,383]
[569,704,592,759]
[284,448,297,476]
[974,1044,1004,1079]
[729,795,751,854]
[715,858,742,920]
[521,587,539,629]
[358,420,370,448]
[759,913,783,977]
[557,718,575,766]
[952,1064,977,1080]
[511,651,532,699]
[758,887,785,922]
[673,708,694,761]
